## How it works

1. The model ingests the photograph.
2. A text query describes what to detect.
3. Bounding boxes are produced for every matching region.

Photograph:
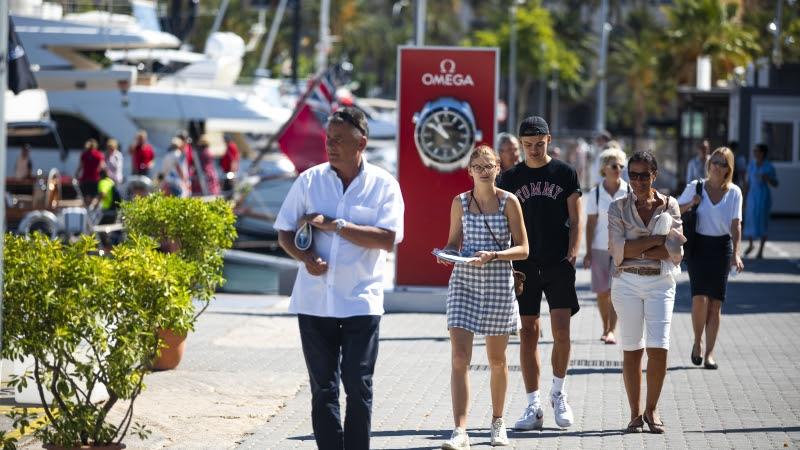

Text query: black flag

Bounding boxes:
[7,17,38,94]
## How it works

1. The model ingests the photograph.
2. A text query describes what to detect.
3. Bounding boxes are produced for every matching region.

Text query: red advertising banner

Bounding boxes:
[395,46,498,286]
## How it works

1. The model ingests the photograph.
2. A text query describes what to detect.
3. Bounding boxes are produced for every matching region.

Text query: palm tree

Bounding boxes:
[664,0,761,86]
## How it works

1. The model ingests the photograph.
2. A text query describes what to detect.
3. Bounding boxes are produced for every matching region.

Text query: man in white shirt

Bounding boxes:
[275,107,404,450]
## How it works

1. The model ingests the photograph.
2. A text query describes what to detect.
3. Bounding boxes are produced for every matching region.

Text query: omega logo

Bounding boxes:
[421,59,475,87]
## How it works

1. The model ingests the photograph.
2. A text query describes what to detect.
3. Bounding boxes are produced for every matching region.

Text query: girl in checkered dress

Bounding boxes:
[437,145,529,449]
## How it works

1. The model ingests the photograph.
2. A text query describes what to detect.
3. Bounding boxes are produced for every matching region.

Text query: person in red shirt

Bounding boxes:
[176,130,201,194]
[220,134,240,192]
[196,135,221,196]
[129,130,155,177]
[75,138,106,206]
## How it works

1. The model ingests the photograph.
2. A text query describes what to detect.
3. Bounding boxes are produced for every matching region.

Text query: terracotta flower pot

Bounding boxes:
[151,328,186,371]
[43,444,126,450]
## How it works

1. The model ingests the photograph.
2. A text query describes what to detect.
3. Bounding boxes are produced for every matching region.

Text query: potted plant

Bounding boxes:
[120,194,236,370]
[0,234,196,450]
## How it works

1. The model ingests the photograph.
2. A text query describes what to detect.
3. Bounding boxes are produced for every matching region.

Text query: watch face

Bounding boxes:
[415,109,475,168]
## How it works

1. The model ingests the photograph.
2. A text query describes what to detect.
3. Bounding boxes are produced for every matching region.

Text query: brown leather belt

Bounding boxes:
[621,266,661,276]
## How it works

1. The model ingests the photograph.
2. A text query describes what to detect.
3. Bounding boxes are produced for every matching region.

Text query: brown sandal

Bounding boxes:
[643,412,665,434]
[624,415,644,433]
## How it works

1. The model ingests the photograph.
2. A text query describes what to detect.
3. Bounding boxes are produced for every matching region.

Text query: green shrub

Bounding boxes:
[1,234,195,448]
[120,194,237,317]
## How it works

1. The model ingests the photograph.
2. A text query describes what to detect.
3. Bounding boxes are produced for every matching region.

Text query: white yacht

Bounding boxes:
[8,0,293,178]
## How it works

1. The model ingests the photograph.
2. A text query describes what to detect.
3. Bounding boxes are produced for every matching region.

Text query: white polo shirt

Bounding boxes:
[585,180,629,250]
[274,161,405,318]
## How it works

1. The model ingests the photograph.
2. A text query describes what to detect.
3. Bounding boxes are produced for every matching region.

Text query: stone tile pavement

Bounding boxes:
[8,219,800,449]
[236,234,800,449]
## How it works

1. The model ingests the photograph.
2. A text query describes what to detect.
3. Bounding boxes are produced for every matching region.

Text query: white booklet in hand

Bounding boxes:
[432,248,478,264]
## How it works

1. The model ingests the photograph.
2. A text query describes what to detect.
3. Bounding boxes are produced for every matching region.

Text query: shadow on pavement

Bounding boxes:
[685,426,800,433]
[204,310,296,318]
[378,336,449,342]
[568,367,622,375]
[674,282,800,314]
[737,258,800,274]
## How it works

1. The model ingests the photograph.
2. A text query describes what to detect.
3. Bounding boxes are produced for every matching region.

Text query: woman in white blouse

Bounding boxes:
[679,147,744,370]
[608,151,685,434]
[584,147,629,345]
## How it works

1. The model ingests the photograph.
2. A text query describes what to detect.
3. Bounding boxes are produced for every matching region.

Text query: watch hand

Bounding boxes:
[430,123,450,140]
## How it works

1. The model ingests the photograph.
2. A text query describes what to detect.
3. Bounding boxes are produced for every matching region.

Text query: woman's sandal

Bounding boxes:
[624,415,644,433]
[604,332,617,345]
[643,412,665,434]
[691,345,703,366]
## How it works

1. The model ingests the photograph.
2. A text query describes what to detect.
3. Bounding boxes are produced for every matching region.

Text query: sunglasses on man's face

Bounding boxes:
[628,170,652,181]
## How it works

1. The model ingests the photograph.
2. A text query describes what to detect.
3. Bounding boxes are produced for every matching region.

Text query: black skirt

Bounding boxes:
[688,233,733,301]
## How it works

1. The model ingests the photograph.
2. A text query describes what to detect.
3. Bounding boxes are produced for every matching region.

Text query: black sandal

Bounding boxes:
[643,412,665,434]
[704,358,718,370]
[624,415,644,433]
[691,346,702,366]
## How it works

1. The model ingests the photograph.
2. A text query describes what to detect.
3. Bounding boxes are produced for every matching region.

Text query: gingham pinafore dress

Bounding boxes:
[446,192,519,336]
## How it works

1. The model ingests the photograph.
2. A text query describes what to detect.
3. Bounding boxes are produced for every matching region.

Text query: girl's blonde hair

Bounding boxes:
[708,147,735,189]
[468,144,500,165]
[106,138,119,150]
[598,147,627,178]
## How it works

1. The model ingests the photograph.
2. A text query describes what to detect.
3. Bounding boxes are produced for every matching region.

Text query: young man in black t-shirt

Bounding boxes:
[498,116,582,430]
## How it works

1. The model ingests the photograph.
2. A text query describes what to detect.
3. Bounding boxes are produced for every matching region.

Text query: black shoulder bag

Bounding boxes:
[680,181,703,259]
[469,191,526,297]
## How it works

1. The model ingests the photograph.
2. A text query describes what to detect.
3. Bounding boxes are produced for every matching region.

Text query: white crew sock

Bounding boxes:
[526,390,541,405]
[552,376,566,395]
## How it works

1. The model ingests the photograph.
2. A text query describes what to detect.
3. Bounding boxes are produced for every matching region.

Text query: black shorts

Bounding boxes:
[516,259,580,316]
[80,181,99,197]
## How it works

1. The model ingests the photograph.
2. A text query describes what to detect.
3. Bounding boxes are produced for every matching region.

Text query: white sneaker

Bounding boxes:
[490,417,510,446]
[442,427,470,450]
[551,391,574,428]
[514,402,544,430]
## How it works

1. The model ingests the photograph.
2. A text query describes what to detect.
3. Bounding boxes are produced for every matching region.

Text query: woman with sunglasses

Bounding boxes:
[437,145,528,449]
[608,151,685,434]
[679,147,744,370]
[584,147,629,345]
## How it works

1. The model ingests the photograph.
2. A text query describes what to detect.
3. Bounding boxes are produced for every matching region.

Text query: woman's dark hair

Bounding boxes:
[628,150,658,174]
[755,143,769,156]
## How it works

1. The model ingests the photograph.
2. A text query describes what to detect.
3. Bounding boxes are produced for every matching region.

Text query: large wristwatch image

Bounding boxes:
[412,97,482,172]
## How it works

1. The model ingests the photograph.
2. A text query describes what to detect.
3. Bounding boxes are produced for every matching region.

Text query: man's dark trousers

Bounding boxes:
[298,314,381,450]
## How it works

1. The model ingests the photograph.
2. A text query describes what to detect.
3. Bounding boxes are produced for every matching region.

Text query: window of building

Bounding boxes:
[760,121,795,163]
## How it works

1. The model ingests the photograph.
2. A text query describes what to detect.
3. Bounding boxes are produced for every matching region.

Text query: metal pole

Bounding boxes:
[256,0,289,76]
[209,0,231,37]
[317,0,331,71]
[415,0,426,46]
[508,2,518,133]
[772,0,784,66]
[0,0,9,361]
[550,69,559,133]
[595,0,609,133]
[291,0,300,84]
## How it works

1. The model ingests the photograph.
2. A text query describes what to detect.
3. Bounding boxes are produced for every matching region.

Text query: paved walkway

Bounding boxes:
[10,219,800,449]
[235,220,800,449]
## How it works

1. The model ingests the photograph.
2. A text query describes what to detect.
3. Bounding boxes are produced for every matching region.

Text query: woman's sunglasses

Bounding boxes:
[710,158,728,168]
[628,170,652,181]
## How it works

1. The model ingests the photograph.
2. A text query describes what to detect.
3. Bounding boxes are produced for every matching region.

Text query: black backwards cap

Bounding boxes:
[518,116,550,137]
